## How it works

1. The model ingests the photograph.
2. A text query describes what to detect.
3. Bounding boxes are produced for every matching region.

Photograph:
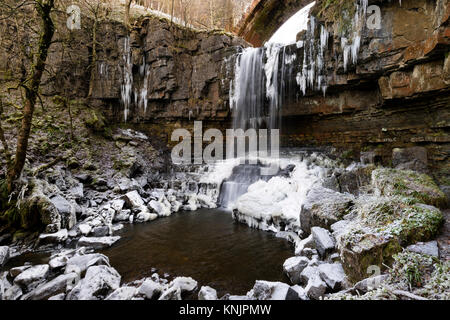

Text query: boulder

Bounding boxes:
[282,256,309,284]
[2,284,23,300]
[300,187,354,234]
[22,273,78,300]
[148,200,171,217]
[110,199,125,212]
[338,232,401,283]
[372,168,447,208]
[9,266,30,278]
[318,263,347,291]
[406,241,439,258]
[170,277,198,293]
[138,279,164,299]
[65,253,110,275]
[0,246,10,266]
[105,286,138,300]
[158,286,182,300]
[50,195,77,229]
[305,275,327,300]
[246,281,291,300]
[289,285,309,300]
[91,226,110,237]
[294,234,315,255]
[353,274,389,293]
[78,224,92,236]
[299,265,320,285]
[311,227,335,258]
[38,229,68,245]
[198,286,218,300]
[48,293,65,300]
[66,265,121,300]
[77,236,120,250]
[14,264,50,291]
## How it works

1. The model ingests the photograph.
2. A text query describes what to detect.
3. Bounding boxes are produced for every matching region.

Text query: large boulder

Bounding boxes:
[22,273,78,300]
[372,168,447,208]
[300,187,354,234]
[338,232,401,283]
[66,265,121,300]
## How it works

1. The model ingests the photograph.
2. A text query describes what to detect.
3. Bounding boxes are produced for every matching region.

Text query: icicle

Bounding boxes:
[120,37,133,122]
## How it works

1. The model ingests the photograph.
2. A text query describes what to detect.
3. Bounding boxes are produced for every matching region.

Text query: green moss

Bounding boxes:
[372,168,447,208]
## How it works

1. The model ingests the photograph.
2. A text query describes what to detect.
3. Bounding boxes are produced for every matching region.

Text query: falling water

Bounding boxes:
[121,37,133,122]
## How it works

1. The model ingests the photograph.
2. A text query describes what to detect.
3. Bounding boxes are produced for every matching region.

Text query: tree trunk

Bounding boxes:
[6,0,55,193]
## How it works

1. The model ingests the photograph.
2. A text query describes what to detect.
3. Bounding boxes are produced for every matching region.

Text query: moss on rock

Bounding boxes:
[372,168,447,208]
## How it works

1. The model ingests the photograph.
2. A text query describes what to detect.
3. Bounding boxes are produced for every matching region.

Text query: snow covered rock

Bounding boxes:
[283,256,309,284]
[353,274,389,293]
[38,229,68,244]
[305,275,327,300]
[0,246,10,266]
[78,224,92,236]
[9,266,30,278]
[66,265,121,300]
[138,279,164,299]
[289,285,309,300]
[14,264,49,291]
[106,286,138,300]
[77,236,120,249]
[65,253,110,274]
[22,273,78,300]
[246,281,291,300]
[311,227,335,258]
[198,286,218,300]
[148,200,171,217]
[406,241,439,258]
[300,186,354,234]
[294,234,315,255]
[110,199,125,212]
[3,284,23,300]
[159,286,182,300]
[50,195,77,229]
[318,263,347,291]
[170,277,198,293]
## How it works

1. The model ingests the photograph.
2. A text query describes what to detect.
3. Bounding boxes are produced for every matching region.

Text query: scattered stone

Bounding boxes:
[406,241,439,258]
[311,227,335,258]
[198,286,218,300]
[77,236,120,250]
[283,256,309,284]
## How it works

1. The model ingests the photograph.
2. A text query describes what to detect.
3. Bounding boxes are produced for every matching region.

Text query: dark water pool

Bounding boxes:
[2,209,294,297]
[101,209,293,296]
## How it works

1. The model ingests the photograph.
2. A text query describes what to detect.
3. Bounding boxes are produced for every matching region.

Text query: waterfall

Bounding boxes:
[121,37,133,122]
